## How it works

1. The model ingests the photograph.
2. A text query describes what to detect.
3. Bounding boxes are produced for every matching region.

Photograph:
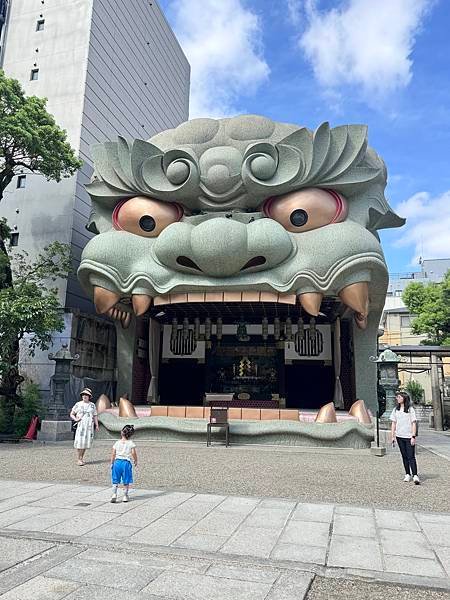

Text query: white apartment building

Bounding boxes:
[0,0,190,397]
[380,258,450,405]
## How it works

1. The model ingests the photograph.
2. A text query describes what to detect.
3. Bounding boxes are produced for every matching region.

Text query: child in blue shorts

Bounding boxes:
[110,424,137,503]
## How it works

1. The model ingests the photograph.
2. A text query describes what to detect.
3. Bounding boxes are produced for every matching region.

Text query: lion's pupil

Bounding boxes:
[139,215,156,232]
[290,209,308,227]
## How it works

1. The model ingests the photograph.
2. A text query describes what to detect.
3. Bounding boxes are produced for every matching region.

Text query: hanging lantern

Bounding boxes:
[285,317,292,341]
[216,317,223,341]
[171,317,178,340]
[274,317,280,341]
[182,317,189,340]
[297,316,304,340]
[262,317,268,341]
[194,317,200,341]
[204,317,211,341]
[236,320,250,341]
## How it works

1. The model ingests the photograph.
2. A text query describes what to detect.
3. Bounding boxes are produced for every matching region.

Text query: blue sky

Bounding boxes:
[160,0,450,274]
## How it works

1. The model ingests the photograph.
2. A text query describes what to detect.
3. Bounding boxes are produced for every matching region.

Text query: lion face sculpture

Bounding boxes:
[78,115,404,326]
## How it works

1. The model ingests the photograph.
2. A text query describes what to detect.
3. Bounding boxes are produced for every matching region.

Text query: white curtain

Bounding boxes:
[333,317,344,409]
[147,318,161,403]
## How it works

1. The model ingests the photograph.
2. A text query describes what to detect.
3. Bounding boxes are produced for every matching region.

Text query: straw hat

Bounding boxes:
[80,388,93,398]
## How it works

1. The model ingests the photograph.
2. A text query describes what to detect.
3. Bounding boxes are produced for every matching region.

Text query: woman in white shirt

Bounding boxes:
[70,388,99,466]
[390,392,420,484]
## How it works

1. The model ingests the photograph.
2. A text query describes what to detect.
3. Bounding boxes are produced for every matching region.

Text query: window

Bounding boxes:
[401,315,412,328]
[16,175,26,188]
[10,233,19,247]
[36,19,45,31]
[30,68,39,80]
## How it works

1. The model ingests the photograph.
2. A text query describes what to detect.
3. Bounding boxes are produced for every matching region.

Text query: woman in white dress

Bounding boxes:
[70,388,99,466]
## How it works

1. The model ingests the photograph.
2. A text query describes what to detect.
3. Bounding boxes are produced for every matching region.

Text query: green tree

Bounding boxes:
[0,69,82,286]
[0,242,71,433]
[0,70,81,432]
[402,271,450,345]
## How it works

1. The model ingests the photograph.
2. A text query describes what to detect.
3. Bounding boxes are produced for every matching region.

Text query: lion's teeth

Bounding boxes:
[297,292,323,316]
[121,312,132,329]
[94,286,120,314]
[339,282,369,316]
[132,294,152,316]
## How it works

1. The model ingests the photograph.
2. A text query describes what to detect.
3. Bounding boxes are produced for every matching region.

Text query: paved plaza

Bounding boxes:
[0,433,449,598]
[0,479,450,599]
[1,433,450,511]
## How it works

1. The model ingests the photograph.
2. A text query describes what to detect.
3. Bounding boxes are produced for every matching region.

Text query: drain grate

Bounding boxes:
[75,502,91,507]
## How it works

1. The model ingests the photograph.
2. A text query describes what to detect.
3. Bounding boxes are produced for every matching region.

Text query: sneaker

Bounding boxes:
[403,474,412,482]
[122,494,129,503]
[413,475,421,485]
[110,494,117,503]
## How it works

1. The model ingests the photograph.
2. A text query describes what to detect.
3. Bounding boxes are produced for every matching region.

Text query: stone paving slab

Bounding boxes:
[291,503,334,523]
[380,529,435,559]
[0,479,449,596]
[375,509,421,531]
[206,563,281,584]
[266,571,315,600]
[384,555,446,578]
[421,522,450,547]
[0,505,47,528]
[63,586,160,600]
[5,508,81,532]
[333,513,376,537]
[0,543,84,595]
[141,570,273,600]
[280,520,330,546]
[0,537,54,572]
[44,510,118,537]
[172,532,229,552]
[47,556,163,591]
[220,525,284,558]
[271,542,327,565]
[0,575,81,600]
[75,548,211,573]
[328,535,383,571]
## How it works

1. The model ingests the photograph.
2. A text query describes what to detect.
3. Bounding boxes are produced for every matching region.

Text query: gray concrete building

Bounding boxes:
[0,0,190,397]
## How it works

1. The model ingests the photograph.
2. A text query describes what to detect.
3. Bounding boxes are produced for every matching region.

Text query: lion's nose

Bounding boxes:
[190,219,248,276]
[154,217,293,277]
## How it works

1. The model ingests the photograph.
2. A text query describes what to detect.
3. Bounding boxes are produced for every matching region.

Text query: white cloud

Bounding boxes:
[287,0,302,26]
[394,190,450,264]
[297,0,433,101]
[168,0,270,118]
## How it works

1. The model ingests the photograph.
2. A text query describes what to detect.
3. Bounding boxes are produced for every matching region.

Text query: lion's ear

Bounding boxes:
[368,207,406,231]
[85,204,115,235]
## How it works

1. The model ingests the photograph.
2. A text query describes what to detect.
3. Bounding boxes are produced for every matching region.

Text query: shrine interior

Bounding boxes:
[147,298,355,410]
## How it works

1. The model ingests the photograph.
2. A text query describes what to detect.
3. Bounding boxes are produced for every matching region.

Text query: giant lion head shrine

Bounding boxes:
[77,115,404,447]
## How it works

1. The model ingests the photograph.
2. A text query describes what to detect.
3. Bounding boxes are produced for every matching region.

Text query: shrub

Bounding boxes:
[13,382,44,437]
[405,379,425,406]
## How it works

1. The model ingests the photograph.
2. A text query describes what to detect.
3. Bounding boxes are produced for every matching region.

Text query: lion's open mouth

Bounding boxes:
[92,283,369,331]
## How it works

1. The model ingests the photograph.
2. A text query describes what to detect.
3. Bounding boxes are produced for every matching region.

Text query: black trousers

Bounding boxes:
[396,437,418,476]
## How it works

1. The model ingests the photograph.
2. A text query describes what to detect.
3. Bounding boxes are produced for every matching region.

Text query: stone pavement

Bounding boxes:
[0,480,449,598]
[418,429,450,461]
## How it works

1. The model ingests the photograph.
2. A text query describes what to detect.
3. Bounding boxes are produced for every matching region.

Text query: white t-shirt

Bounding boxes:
[113,439,136,462]
[390,407,417,438]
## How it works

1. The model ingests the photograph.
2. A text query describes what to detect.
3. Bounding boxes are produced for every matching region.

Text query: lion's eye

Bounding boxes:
[263,188,347,233]
[113,196,182,237]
